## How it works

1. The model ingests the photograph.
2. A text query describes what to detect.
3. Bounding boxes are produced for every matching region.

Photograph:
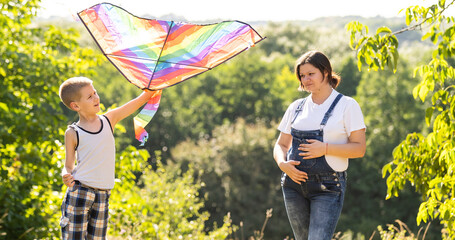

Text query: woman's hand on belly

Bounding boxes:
[298,139,326,159]
[279,160,308,184]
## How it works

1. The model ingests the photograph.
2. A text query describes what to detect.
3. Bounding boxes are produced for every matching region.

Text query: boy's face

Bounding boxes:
[72,84,100,114]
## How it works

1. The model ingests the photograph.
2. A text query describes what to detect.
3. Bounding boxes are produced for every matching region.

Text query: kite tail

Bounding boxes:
[134,90,163,146]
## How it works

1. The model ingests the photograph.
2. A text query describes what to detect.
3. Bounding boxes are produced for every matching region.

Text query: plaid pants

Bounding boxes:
[60,182,111,240]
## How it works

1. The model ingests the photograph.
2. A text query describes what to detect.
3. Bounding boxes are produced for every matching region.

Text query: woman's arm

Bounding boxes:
[273,132,308,184]
[326,129,366,158]
[299,128,366,159]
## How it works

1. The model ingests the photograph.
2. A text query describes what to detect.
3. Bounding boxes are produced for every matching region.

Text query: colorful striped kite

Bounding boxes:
[78,3,264,145]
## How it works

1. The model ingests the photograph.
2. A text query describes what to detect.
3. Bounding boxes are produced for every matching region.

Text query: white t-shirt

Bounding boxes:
[277,89,366,171]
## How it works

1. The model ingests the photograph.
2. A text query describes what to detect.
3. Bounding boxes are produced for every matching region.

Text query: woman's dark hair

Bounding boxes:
[294,51,341,90]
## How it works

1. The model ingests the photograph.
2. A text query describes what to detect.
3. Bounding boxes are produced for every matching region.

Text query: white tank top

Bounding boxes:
[70,115,116,189]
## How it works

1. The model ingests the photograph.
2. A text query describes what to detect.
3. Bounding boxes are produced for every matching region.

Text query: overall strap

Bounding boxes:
[320,93,343,130]
[291,97,307,124]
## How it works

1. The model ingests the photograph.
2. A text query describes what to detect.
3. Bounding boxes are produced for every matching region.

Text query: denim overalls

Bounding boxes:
[281,93,346,240]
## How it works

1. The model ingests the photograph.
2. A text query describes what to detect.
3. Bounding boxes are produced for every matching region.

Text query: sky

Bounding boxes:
[37,0,454,22]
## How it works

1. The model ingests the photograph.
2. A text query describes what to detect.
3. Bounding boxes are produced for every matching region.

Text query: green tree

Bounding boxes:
[170,119,293,238]
[258,22,318,58]
[339,57,429,236]
[109,150,233,239]
[346,0,455,238]
[336,56,362,97]
[0,1,101,238]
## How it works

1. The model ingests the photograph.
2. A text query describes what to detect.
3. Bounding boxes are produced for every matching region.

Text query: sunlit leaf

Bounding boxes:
[0,102,8,112]
[376,26,392,34]
[425,107,435,126]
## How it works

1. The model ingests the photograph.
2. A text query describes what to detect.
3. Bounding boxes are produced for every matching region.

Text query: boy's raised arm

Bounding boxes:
[104,90,155,128]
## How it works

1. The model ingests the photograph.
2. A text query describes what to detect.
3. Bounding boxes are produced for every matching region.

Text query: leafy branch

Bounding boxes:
[347,1,455,239]
[346,0,455,73]
[392,0,455,35]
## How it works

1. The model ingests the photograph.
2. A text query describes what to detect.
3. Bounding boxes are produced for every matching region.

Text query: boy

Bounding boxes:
[58,77,154,239]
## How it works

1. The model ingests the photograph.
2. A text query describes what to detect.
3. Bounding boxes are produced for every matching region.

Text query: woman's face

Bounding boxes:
[298,63,328,93]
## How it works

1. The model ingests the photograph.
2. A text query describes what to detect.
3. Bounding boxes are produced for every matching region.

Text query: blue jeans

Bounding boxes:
[281,128,346,240]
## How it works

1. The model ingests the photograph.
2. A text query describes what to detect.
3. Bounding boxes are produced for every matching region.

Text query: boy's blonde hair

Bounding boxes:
[59,77,93,109]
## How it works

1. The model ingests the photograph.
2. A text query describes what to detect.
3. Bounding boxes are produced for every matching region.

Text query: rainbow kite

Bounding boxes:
[78,3,264,145]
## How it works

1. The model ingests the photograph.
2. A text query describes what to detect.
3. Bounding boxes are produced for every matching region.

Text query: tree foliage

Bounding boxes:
[257,22,318,58]
[341,58,428,235]
[347,0,455,238]
[170,119,292,238]
[109,149,233,239]
[0,0,101,238]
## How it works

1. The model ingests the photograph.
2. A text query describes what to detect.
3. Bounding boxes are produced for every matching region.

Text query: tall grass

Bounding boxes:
[230,209,434,240]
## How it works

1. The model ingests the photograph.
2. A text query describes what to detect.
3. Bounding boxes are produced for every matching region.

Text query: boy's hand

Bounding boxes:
[104,89,161,128]
[62,173,75,187]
